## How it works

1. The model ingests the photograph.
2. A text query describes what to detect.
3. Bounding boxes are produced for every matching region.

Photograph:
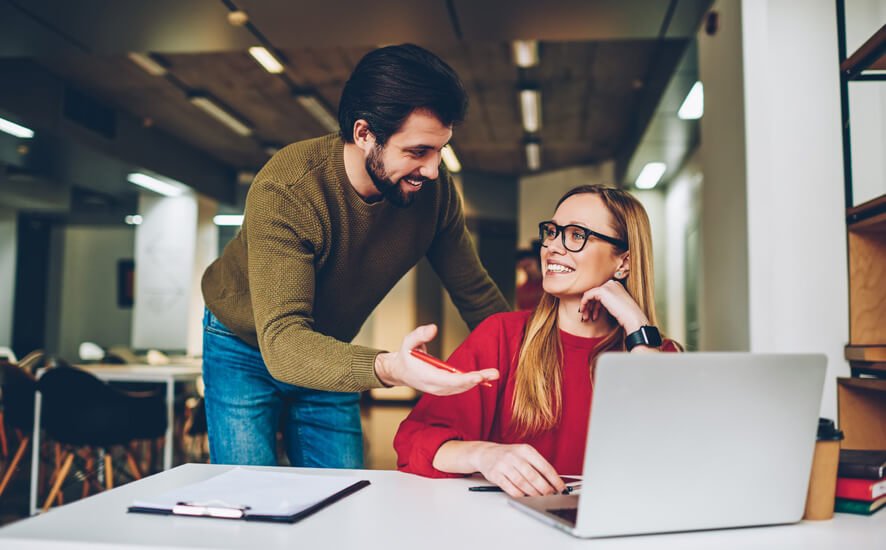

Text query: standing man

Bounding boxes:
[201,44,509,468]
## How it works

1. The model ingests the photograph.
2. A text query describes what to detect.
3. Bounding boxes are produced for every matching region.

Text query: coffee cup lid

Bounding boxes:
[817,418,844,441]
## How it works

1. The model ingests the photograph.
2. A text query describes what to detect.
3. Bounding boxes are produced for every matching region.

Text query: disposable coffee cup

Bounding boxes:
[803,418,844,521]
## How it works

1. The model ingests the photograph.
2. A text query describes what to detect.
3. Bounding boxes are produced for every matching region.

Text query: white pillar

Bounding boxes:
[131,192,200,352]
[698,0,751,352]
[699,0,849,418]
[0,207,16,347]
[186,195,218,356]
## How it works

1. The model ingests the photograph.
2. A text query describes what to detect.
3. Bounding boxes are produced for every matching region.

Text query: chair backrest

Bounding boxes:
[0,360,38,431]
[0,346,16,363]
[38,364,167,447]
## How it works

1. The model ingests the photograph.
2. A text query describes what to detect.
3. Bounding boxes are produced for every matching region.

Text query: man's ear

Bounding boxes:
[614,252,631,280]
[352,119,375,152]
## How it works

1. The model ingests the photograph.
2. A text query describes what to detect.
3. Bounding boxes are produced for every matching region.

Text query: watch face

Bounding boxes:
[641,326,662,346]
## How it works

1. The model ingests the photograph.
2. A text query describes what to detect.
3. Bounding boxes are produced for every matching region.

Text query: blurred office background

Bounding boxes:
[1,0,884,524]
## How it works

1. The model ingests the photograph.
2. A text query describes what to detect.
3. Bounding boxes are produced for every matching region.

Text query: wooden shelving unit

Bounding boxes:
[836,5,886,450]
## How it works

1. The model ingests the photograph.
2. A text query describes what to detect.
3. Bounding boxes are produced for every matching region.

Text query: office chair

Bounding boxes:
[37,362,167,511]
[0,359,38,499]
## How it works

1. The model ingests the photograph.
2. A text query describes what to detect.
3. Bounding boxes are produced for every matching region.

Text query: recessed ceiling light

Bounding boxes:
[525,141,541,171]
[214,214,244,226]
[248,46,284,74]
[188,94,253,136]
[635,162,667,189]
[127,172,187,197]
[678,81,704,120]
[519,89,542,133]
[441,145,462,173]
[0,116,34,138]
[512,40,539,68]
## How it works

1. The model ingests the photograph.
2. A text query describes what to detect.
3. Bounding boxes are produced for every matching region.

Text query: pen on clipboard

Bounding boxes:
[409,349,493,388]
[172,500,251,519]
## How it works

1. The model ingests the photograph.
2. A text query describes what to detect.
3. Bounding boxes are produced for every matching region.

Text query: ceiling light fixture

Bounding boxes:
[0,116,34,138]
[188,93,253,136]
[677,81,704,120]
[512,40,539,68]
[248,46,284,74]
[127,52,168,76]
[293,91,339,132]
[124,215,143,225]
[127,172,188,197]
[635,162,667,189]
[214,214,244,226]
[441,145,462,173]
[519,89,542,133]
[525,141,541,171]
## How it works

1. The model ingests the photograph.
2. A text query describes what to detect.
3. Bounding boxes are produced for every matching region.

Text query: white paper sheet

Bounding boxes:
[131,467,366,517]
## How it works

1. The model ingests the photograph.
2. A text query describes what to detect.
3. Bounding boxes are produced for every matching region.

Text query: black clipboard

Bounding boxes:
[127,468,371,523]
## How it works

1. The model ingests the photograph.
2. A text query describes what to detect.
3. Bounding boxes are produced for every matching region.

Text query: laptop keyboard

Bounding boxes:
[547,507,578,524]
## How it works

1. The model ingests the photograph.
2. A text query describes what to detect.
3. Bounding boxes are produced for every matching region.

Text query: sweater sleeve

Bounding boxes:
[394,315,507,478]
[246,179,384,392]
[425,172,510,330]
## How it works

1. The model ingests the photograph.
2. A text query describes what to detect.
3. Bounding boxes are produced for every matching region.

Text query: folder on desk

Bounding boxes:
[128,467,370,523]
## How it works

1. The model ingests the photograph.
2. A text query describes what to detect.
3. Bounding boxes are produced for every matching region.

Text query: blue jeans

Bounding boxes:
[202,309,364,468]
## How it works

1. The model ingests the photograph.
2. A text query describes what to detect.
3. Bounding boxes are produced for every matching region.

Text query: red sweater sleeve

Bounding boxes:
[394,314,512,478]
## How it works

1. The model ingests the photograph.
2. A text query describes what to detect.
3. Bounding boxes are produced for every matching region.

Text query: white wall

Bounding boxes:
[633,190,668,330]
[52,226,135,360]
[0,207,17,347]
[741,0,849,419]
[698,0,751,352]
[664,151,703,347]
[518,162,616,247]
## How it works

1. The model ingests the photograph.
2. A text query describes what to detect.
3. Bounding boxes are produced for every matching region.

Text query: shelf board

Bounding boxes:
[841,24,886,79]
[846,345,886,362]
[847,194,886,230]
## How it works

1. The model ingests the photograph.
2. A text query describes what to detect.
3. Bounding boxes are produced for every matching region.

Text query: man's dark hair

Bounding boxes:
[338,44,468,145]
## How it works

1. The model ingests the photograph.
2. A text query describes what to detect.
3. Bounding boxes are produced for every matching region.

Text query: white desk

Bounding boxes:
[29,363,203,516]
[2,464,883,549]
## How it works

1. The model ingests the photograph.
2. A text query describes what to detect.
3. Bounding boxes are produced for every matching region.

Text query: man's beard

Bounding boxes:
[365,144,427,208]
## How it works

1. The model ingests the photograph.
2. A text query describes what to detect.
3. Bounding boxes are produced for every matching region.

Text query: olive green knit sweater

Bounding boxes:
[201,134,509,392]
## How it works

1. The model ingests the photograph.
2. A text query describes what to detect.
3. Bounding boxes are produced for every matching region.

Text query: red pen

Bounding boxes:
[409,349,493,388]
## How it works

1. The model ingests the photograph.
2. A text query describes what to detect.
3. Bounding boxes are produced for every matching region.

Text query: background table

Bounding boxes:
[3,464,884,549]
[29,363,202,516]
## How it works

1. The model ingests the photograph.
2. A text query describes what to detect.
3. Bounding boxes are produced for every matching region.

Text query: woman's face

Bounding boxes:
[540,193,626,299]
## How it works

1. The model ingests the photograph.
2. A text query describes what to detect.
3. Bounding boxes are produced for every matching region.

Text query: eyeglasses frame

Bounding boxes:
[538,220,627,252]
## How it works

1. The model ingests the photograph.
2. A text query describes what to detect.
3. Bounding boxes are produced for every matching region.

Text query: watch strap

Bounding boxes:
[625,326,662,351]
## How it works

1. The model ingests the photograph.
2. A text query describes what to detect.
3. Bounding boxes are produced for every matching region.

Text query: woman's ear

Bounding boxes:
[614,252,630,280]
[352,119,375,152]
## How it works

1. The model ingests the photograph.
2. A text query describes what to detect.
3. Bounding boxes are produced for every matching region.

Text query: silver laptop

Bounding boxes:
[509,352,826,538]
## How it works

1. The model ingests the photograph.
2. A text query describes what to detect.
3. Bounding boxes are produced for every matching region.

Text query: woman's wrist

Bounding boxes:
[622,316,650,334]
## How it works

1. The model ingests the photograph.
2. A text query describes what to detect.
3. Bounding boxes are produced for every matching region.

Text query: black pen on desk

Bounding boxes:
[467,485,580,494]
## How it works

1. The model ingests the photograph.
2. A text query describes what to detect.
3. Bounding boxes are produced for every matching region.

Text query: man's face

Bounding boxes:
[365,109,453,207]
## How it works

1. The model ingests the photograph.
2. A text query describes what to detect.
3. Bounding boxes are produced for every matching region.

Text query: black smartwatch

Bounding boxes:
[625,326,662,351]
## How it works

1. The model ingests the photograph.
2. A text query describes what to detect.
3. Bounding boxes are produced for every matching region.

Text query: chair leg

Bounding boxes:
[82,452,94,498]
[125,451,142,480]
[0,410,8,457]
[43,452,74,512]
[104,452,113,490]
[0,436,29,498]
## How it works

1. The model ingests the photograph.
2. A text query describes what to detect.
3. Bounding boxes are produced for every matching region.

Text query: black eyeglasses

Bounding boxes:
[538,221,627,252]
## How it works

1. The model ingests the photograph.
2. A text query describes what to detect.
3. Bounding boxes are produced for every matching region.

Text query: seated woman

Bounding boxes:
[394,184,679,497]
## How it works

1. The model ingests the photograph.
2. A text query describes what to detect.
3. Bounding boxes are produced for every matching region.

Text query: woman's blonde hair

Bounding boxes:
[510,184,659,436]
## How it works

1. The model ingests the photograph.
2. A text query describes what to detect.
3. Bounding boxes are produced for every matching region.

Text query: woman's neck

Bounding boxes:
[556,295,616,338]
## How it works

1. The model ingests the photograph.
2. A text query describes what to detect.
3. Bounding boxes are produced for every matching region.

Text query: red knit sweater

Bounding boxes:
[394,310,677,477]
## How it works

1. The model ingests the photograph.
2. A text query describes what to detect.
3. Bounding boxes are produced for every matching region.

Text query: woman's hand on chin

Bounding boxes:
[578,280,648,333]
